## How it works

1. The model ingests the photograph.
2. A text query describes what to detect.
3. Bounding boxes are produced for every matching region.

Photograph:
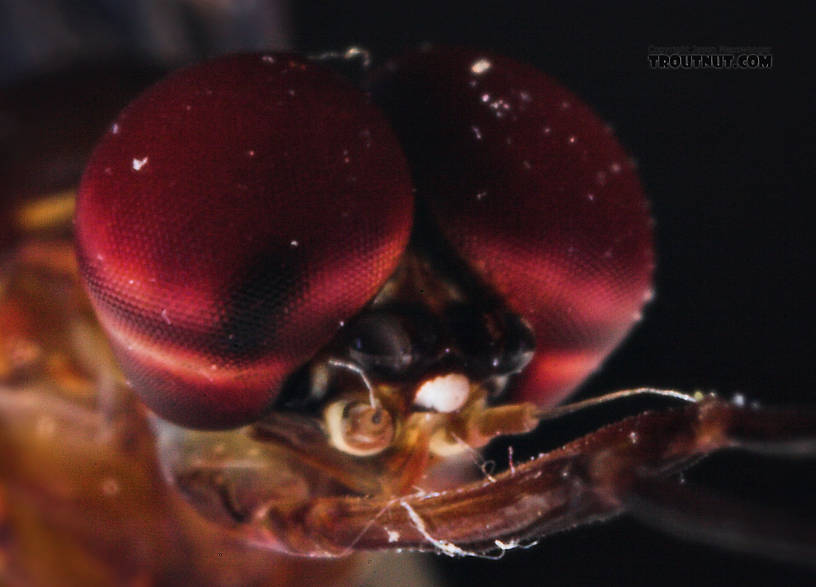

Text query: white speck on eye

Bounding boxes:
[732,393,746,407]
[519,90,531,102]
[161,308,172,325]
[111,123,119,134]
[261,55,276,64]
[610,161,622,174]
[185,104,192,111]
[643,288,655,302]
[471,126,483,140]
[488,97,512,118]
[481,93,490,103]
[560,100,571,110]
[629,431,639,445]
[338,320,345,327]
[476,191,487,201]
[247,149,256,157]
[127,279,135,285]
[567,135,577,145]
[542,126,552,135]
[387,529,400,543]
[287,88,296,97]
[470,58,492,75]
[289,240,299,248]
[587,193,595,201]
[132,157,148,171]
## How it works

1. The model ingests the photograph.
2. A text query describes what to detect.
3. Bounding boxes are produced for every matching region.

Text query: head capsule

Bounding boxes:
[76,47,653,453]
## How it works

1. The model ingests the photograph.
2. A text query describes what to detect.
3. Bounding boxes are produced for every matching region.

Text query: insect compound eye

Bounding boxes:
[75,53,414,429]
[371,46,654,407]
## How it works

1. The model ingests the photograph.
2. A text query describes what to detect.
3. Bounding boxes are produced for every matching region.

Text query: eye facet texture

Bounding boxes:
[373,46,654,406]
[76,54,414,428]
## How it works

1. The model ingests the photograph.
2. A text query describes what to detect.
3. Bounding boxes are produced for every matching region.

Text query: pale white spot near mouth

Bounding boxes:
[470,58,492,75]
[132,156,149,171]
[414,373,470,413]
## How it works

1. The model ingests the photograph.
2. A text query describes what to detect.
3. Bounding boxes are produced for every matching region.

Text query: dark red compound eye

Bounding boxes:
[372,46,654,407]
[75,54,414,428]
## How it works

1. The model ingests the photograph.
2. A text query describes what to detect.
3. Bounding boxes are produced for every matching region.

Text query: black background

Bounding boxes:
[290,2,812,586]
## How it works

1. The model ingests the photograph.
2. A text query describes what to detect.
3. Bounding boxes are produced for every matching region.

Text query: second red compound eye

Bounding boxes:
[75,54,414,429]
[373,46,654,407]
